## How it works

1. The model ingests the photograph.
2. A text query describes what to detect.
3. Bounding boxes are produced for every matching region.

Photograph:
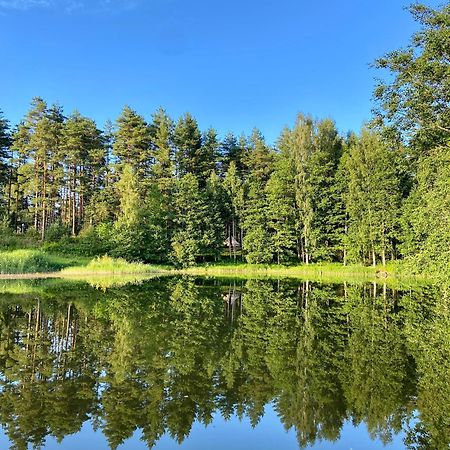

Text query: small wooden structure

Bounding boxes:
[223,236,241,249]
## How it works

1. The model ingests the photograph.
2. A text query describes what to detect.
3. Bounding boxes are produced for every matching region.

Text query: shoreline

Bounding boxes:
[0,261,433,286]
[0,270,171,280]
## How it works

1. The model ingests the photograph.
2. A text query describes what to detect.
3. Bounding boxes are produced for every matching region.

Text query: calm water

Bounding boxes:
[0,277,448,449]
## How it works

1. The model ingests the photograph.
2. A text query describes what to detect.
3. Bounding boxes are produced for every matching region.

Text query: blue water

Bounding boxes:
[0,406,406,449]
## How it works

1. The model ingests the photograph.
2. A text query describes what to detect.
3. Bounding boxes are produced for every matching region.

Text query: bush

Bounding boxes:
[45,223,71,242]
[42,224,114,257]
[0,223,39,250]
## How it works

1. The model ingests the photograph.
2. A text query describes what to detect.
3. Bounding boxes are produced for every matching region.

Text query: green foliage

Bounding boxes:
[0,278,446,449]
[0,249,66,273]
[373,3,450,152]
[112,165,148,261]
[242,180,272,264]
[266,160,297,263]
[400,144,450,275]
[344,128,401,266]
[171,173,205,266]
[44,222,71,242]
[60,255,160,275]
[113,106,151,178]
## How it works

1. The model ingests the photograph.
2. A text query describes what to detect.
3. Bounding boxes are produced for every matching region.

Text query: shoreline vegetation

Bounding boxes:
[0,250,436,286]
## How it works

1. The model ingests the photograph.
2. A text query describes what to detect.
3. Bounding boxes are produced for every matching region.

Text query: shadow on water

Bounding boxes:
[0,276,448,449]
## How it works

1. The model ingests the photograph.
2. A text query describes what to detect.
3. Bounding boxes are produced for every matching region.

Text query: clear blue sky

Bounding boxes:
[0,0,441,143]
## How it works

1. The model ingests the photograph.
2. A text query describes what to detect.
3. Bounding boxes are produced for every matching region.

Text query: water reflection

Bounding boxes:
[0,277,447,449]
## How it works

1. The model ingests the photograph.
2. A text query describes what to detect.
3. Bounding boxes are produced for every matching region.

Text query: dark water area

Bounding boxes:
[0,277,448,449]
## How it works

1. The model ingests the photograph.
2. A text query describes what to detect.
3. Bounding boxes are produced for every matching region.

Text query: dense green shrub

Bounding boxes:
[0,223,39,250]
[45,223,71,242]
[42,225,113,257]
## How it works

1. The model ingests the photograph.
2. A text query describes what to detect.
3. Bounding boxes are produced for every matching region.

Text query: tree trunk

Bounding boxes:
[41,161,47,241]
[6,166,13,218]
[343,217,348,266]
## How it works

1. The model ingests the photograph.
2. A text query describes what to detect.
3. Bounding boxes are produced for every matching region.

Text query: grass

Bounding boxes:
[0,247,437,289]
[0,249,86,274]
[181,261,433,286]
[60,255,170,276]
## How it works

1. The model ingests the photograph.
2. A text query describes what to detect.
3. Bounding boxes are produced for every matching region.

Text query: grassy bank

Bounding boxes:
[60,255,169,276]
[0,251,168,277]
[0,249,90,274]
[181,261,432,285]
[0,248,437,287]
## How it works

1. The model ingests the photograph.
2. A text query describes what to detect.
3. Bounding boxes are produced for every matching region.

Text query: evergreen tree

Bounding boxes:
[149,107,175,196]
[204,172,227,260]
[242,129,274,264]
[173,113,202,178]
[113,106,151,179]
[12,98,64,239]
[0,111,11,217]
[200,128,219,182]
[171,173,207,266]
[242,128,274,182]
[62,111,104,235]
[220,132,245,175]
[149,107,176,254]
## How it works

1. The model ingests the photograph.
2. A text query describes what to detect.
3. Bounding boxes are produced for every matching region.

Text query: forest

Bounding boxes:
[0,3,448,273]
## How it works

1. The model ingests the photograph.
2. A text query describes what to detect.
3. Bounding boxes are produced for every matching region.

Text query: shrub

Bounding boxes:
[45,223,71,242]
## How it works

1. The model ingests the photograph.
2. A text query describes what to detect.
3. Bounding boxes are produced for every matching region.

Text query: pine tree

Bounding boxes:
[149,107,175,196]
[113,106,151,179]
[220,132,245,175]
[173,113,202,178]
[12,98,64,239]
[204,172,227,260]
[62,111,104,235]
[0,111,11,218]
[200,128,219,182]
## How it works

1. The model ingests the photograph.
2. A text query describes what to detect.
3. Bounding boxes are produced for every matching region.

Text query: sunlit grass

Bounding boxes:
[181,261,432,287]
[60,255,170,275]
[0,249,64,274]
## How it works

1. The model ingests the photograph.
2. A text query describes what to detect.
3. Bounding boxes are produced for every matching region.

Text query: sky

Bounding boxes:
[0,0,442,144]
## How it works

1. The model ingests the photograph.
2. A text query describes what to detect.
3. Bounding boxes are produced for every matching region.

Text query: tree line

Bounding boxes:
[0,3,448,270]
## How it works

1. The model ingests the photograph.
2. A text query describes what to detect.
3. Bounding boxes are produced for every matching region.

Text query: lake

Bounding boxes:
[0,276,448,449]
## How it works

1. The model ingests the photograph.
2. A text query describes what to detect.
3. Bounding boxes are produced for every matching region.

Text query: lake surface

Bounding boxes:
[0,276,448,449]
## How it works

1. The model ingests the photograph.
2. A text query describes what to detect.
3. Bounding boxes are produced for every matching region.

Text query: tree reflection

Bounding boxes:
[0,278,447,449]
